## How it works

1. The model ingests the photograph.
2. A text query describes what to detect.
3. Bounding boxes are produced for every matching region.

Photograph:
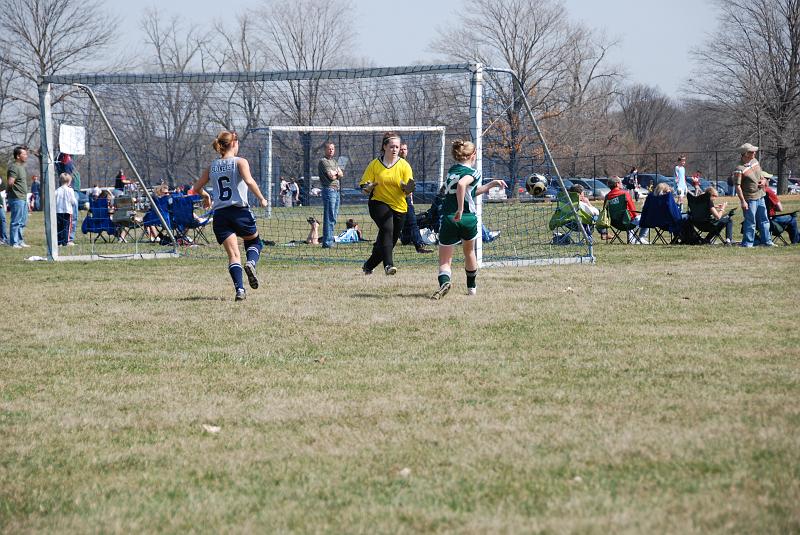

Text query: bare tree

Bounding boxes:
[255,0,356,126]
[205,15,272,142]
[430,0,618,192]
[135,9,214,186]
[617,84,677,161]
[691,0,800,193]
[0,45,19,150]
[253,0,356,185]
[548,27,624,174]
[0,0,117,144]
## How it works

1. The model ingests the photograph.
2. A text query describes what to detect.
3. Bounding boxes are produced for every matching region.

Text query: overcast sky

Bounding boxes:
[113,0,716,98]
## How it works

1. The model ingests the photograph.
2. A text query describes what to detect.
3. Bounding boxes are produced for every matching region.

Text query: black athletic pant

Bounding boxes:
[400,199,424,246]
[364,199,406,271]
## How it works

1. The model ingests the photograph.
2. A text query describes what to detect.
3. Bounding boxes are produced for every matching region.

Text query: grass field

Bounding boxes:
[1,200,799,533]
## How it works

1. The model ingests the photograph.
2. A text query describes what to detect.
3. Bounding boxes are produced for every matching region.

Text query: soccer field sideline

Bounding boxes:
[1,209,798,533]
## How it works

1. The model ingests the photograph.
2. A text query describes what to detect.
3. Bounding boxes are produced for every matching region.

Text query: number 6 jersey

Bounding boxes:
[210,157,249,209]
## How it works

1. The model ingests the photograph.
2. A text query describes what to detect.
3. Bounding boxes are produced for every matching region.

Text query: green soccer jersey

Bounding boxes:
[442,163,481,215]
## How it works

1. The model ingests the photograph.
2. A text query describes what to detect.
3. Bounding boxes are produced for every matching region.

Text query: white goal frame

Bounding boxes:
[37,63,593,265]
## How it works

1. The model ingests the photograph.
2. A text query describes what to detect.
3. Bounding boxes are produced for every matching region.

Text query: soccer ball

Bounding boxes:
[526,174,547,196]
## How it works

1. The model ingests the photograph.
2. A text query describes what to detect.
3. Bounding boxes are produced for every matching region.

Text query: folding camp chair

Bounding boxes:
[548,191,593,244]
[746,210,799,245]
[171,195,212,244]
[769,211,799,245]
[81,197,118,243]
[605,194,638,244]
[639,193,684,244]
[141,195,173,244]
[686,192,736,244]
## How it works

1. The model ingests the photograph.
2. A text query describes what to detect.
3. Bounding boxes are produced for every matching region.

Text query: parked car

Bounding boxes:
[569,178,610,200]
[768,178,800,194]
[340,187,368,204]
[518,177,572,202]
[414,181,443,204]
[485,182,508,202]
[634,173,674,192]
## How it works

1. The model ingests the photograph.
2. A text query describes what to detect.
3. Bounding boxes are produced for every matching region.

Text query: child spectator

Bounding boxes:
[55,173,77,246]
[335,218,365,243]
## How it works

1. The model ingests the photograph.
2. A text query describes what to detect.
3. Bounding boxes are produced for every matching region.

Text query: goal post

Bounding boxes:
[37,63,593,266]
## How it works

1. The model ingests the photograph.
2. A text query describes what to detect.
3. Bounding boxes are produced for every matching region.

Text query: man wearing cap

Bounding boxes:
[734,143,774,247]
[605,175,649,244]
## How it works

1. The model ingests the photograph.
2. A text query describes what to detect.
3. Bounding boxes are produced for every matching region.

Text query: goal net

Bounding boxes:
[38,64,594,265]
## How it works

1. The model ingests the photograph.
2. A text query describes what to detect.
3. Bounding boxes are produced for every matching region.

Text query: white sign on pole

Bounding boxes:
[58,124,86,155]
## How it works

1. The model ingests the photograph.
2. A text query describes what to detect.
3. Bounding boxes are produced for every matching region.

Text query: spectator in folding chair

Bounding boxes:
[639,186,684,244]
[764,184,799,245]
[143,186,173,243]
[81,192,117,243]
[604,176,648,244]
[548,185,596,244]
[686,188,736,245]
[171,194,212,244]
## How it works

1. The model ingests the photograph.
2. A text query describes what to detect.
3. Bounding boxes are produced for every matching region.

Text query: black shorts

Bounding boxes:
[212,205,258,244]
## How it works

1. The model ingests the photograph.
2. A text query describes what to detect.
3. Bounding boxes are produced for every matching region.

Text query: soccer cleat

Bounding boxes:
[235,288,247,301]
[385,265,397,275]
[244,261,259,289]
[467,288,477,296]
[430,281,451,300]
[362,263,373,275]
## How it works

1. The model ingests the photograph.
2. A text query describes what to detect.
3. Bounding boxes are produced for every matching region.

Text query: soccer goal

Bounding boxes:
[38,64,593,265]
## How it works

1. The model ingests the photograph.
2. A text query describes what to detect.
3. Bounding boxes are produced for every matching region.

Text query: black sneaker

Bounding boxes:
[244,261,259,289]
[235,288,246,301]
[362,263,373,275]
[385,265,397,275]
[415,245,433,253]
[430,281,451,300]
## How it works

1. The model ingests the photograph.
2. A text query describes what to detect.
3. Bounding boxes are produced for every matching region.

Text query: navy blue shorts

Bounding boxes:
[212,205,258,244]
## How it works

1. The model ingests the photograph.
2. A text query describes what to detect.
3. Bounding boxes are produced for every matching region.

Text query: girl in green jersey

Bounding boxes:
[431,140,506,299]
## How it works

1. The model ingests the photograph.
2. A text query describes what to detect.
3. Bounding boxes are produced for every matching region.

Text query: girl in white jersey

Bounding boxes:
[193,131,268,301]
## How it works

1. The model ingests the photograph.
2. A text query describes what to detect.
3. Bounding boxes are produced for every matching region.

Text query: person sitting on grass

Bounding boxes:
[306,217,320,245]
[335,218,366,243]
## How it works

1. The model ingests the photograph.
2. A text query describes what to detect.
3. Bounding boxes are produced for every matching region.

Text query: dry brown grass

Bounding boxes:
[1,207,799,533]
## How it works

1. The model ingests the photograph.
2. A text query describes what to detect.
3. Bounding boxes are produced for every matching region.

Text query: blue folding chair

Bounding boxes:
[81,198,118,242]
[141,195,173,244]
[639,193,684,244]
[170,195,212,244]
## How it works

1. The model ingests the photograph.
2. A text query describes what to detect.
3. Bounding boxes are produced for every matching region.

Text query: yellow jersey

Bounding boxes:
[359,158,413,213]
